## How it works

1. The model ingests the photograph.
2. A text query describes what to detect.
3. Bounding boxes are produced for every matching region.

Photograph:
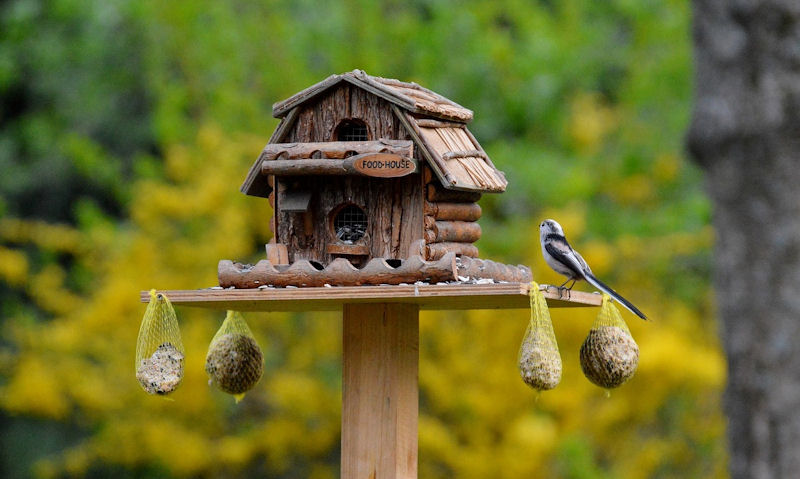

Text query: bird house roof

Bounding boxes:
[240,71,507,197]
[272,70,474,122]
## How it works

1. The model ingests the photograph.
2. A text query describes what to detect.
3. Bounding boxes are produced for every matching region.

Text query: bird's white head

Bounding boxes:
[539,219,564,241]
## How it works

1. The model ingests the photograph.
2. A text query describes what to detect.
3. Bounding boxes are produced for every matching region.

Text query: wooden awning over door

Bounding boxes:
[395,109,507,193]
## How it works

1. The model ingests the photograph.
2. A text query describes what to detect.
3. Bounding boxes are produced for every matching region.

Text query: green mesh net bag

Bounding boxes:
[580,294,639,389]
[135,290,185,395]
[205,311,264,401]
[518,282,562,391]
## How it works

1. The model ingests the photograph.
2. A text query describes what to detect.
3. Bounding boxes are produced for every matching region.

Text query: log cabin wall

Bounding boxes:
[275,83,424,265]
[422,165,482,261]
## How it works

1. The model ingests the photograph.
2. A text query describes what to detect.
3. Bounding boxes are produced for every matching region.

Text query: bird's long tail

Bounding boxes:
[584,272,647,320]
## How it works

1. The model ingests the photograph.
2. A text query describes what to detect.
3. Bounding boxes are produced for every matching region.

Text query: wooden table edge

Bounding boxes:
[138,283,602,311]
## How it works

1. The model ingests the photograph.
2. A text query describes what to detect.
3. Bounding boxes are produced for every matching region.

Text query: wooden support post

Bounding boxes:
[342,303,419,479]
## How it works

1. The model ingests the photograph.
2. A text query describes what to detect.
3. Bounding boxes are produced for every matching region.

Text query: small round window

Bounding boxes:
[333,204,367,243]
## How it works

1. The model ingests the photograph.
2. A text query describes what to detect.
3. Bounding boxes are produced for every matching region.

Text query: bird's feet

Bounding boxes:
[555,279,576,299]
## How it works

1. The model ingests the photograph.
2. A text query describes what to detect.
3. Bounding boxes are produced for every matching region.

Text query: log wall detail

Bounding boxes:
[421,165,482,261]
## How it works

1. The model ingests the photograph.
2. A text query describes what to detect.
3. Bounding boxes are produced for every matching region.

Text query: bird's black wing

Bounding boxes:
[544,236,585,279]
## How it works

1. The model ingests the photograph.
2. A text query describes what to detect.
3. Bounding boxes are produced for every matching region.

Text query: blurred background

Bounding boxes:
[0,0,725,477]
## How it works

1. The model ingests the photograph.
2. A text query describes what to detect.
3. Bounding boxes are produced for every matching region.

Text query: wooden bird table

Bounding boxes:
[140,283,599,479]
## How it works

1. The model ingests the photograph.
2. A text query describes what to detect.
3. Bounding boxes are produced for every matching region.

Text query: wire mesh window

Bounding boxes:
[336,120,368,141]
[333,204,367,243]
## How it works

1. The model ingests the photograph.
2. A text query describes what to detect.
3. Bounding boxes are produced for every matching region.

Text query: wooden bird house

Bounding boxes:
[224,70,527,287]
[141,70,605,479]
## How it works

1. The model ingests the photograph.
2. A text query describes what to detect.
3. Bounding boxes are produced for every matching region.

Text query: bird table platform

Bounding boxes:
[139,283,599,479]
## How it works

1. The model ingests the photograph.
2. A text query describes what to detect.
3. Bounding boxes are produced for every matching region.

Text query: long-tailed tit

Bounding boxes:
[540,219,647,320]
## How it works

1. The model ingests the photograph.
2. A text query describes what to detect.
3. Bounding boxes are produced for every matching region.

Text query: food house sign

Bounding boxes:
[351,153,417,178]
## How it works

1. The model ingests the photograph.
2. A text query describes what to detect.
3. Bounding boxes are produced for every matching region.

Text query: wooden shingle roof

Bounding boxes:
[272,70,474,123]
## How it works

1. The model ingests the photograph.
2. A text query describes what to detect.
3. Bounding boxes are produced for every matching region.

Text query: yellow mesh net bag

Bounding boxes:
[135,290,184,395]
[205,311,264,401]
[518,282,562,391]
[580,294,639,389]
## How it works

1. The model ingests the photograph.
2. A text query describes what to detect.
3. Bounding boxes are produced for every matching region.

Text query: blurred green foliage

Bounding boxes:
[0,0,724,478]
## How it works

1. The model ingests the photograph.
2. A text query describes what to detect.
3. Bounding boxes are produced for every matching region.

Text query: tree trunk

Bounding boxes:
[687,1,800,478]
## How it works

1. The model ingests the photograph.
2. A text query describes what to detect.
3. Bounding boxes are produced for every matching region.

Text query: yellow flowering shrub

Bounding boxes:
[1,124,338,477]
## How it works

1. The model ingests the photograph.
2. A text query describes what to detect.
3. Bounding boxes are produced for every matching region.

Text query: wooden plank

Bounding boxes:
[462,124,504,174]
[415,118,467,129]
[241,108,300,198]
[326,243,370,256]
[425,220,481,243]
[259,139,413,161]
[272,73,344,118]
[398,108,504,193]
[442,149,487,161]
[350,73,472,123]
[417,126,506,192]
[351,154,417,178]
[425,185,482,203]
[259,155,418,177]
[264,243,289,265]
[394,107,460,189]
[285,82,408,145]
[341,303,418,479]
[280,190,312,212]
[425,242,479,260]
[364,73,474,122]
[138,283,602,312]
[268,107,300,143]
[217,255,458,288]
[344,74,418,116]
[424,201,482,221]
